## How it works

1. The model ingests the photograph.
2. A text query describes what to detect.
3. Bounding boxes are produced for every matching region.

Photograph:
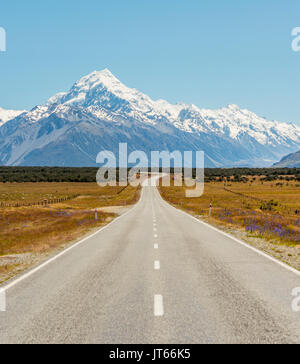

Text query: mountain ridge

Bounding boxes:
[0,69,300,167]
[0,107,27,127]
[273,150,300,168]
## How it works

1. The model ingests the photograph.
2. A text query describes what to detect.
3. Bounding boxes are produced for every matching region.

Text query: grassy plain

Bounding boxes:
[159,176,300,268]
[0,182,140,282]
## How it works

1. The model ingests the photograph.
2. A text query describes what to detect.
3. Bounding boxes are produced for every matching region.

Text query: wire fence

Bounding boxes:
[0,194,79,208]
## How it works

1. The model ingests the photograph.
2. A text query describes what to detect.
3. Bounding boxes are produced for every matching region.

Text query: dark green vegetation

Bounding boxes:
[0,166,300,183]
[0,167,99,182]
[202,168,300,182]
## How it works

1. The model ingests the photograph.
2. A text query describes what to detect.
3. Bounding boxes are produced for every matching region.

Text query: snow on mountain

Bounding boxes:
[0,69,300,167]
[47,69,184,123]
[46,69,300,147]
[177,103,300,147]
[0,107,26,126]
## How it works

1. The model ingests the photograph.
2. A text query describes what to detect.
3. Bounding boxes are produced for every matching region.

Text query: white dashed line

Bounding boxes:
[153,227,157,232]
[154,260,160,270]
[154,244,158,249]
[154,295,164,316]
[154,234,158,238]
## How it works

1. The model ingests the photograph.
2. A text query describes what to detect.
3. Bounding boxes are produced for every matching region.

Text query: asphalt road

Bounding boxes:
[0,178,300,344]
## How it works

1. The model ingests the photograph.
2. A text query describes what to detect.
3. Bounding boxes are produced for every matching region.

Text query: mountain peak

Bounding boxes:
[46,68,168,116]
[86,68,116,81]
[46,68,130,107]
[227,104,241,111]
[0,106,26,126]
[74,68,121,90]
[97,68,114,77]
[1,69,300,168]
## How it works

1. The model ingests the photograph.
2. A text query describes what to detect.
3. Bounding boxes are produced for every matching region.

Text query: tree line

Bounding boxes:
[0,166,299,183]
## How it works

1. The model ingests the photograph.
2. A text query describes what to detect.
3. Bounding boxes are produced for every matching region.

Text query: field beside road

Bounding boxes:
[158,175,300,270]
[0,182,140,283]
[2,177,300,344]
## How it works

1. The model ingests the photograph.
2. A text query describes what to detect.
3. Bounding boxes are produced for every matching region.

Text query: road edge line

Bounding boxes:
[157,187,300,277]
[1,188,145,292]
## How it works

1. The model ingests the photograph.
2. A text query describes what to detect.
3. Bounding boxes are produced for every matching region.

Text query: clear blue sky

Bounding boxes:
[0,0,299,124]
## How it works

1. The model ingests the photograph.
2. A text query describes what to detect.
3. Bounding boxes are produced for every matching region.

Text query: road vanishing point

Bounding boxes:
[0,176,300,344]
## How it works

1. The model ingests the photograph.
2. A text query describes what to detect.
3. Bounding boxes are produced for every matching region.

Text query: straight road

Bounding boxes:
[0,178,300,343]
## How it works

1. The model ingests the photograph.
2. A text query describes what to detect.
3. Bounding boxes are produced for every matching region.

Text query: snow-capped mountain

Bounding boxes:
[0,107,26,126]
[0,69,299,167]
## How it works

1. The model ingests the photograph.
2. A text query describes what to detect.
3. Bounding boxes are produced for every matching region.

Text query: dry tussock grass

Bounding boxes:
[159,177,300,246]
[0,183,140,280]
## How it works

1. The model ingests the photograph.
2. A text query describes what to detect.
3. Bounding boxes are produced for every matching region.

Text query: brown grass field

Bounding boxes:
[158,175,300,269]
[0,182,140,282]
[1,176,300,280]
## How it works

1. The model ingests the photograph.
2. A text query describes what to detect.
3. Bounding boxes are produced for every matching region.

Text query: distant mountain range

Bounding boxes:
[0,69,300,167]
[273,150,300,168]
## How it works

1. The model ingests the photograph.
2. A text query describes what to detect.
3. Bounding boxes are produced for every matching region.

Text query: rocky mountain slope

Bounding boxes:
[273,150,300,168]
[0,69,299,167]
